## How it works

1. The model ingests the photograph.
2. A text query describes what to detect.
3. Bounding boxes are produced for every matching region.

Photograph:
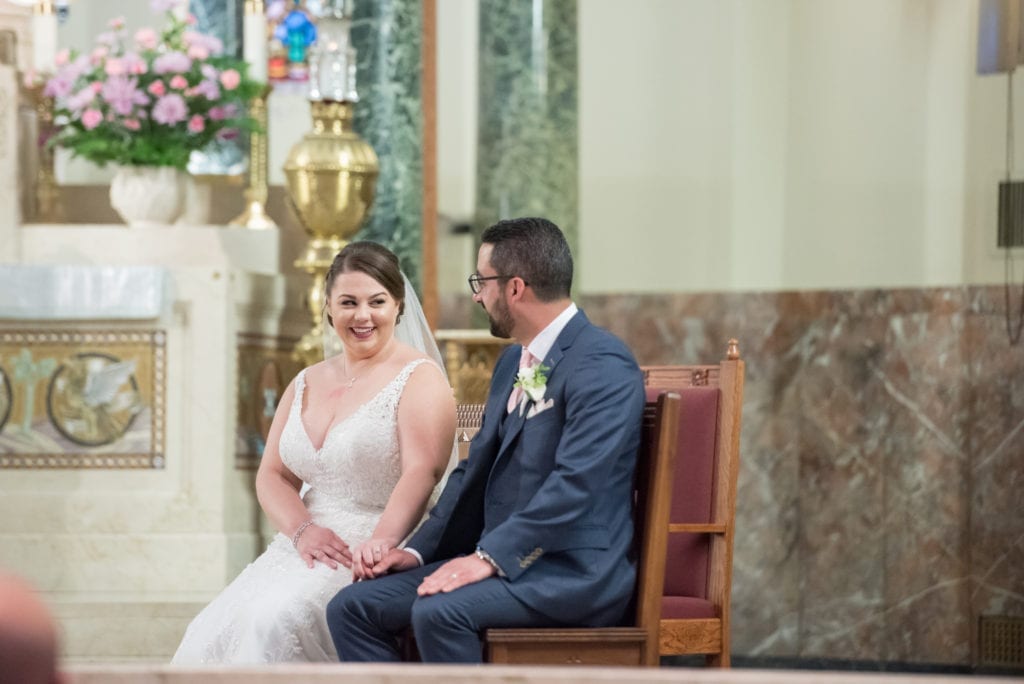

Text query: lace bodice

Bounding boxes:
[280,359,429,520]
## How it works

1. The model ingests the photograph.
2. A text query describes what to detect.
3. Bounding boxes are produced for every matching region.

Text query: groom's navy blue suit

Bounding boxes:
[327,310,645,663]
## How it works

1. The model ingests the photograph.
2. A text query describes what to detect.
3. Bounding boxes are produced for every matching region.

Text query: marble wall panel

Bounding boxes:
[877,309,971,663]
[351,0,424,289]
[475,1,579,254]
[965,297,1024,642]
[437,284,1023,666]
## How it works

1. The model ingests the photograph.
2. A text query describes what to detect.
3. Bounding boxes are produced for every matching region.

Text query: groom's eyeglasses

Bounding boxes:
[468,274,516,294]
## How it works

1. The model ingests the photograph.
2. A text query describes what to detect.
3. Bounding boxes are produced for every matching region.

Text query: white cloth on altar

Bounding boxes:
[0,264,166,319]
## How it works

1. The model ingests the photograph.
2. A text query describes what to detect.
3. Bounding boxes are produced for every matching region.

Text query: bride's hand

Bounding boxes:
[295,524,352,570]
[351,539,395,580]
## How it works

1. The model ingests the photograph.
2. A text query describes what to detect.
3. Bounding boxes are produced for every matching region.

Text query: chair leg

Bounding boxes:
[706,651,729,667]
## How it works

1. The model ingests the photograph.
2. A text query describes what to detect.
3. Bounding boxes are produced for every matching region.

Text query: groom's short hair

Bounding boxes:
[481,217,573,302]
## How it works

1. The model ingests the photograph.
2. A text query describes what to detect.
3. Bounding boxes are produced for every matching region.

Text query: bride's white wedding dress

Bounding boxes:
[172,359,433,664]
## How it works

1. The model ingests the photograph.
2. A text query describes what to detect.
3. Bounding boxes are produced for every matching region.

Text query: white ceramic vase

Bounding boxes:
[109,166,187,226]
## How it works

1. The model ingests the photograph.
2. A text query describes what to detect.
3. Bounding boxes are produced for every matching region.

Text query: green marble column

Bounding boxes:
[476,0,578,255]
[351,0,424,290]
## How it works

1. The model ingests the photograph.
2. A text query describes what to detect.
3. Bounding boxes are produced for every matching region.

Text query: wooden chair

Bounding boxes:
[455,340,745,667]
[642,338,745,667]
[485,390,681,666]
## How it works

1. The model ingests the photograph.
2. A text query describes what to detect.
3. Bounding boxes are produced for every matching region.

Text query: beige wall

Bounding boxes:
[438,0,1024,294]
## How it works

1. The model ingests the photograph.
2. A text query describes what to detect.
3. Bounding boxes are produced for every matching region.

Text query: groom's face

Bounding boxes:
[474,244,515,339]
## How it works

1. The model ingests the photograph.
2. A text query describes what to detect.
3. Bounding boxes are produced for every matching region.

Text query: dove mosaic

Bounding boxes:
[0,330,166,469]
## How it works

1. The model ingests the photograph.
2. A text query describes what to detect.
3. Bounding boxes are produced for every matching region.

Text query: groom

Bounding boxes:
[326,217,646,663]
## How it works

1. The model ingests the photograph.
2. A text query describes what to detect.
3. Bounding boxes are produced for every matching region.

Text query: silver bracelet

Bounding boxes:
[291,520,314,548]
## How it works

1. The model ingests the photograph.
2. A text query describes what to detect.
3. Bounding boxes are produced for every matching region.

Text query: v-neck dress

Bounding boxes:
[172,359,430,664]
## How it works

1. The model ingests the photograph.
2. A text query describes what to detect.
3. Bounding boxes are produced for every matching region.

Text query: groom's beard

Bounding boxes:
[483,295,513,339]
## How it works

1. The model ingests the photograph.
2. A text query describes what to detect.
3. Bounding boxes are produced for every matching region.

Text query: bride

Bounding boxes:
[172,241,457,664]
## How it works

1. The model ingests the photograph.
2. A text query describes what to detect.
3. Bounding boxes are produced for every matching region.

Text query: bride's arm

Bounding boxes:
[354,363,456,574]
[255,379,309,538]
[256,377,352,570]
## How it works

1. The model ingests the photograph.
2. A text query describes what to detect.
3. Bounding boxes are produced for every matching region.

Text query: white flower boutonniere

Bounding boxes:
[515,362,550,405]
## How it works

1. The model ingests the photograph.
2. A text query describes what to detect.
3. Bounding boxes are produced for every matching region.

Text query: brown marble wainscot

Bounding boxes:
[580,285,1021,667]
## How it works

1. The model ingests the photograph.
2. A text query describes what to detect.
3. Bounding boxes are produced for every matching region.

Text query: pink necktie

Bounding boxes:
[507,348,536,413]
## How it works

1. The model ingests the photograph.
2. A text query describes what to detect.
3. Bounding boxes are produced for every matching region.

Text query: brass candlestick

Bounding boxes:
[283,100,379,366]
[229,84,275,229]
[21,82,63,223]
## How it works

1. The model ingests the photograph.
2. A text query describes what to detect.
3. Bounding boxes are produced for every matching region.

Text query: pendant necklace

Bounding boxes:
[342,360,360,388]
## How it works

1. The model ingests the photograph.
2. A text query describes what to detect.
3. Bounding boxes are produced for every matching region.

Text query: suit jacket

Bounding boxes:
[406,310,646,626]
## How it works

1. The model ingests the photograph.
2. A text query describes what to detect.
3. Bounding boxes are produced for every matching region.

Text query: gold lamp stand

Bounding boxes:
[283,100,379,366]
[230,84,275,230]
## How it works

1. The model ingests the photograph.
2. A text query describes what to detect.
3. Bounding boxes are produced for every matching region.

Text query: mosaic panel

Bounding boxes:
[0,330,166,469]
[235,332,302,469]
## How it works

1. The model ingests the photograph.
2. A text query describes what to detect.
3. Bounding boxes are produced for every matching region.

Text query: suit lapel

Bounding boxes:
[493,311,588,459]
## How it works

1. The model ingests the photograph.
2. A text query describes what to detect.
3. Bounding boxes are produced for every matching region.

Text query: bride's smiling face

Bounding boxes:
[327,270,402,357]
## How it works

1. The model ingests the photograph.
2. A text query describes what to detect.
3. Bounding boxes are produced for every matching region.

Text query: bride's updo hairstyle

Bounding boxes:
[324,241,406,327]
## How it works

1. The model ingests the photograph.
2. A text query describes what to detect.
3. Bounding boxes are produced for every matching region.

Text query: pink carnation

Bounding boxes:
[123,119,141,131]
[134,28,158,51]
[104,58,125,76]
[169,75,188,90]
[55,49,69,67]
[81,109,103,130]
[187,44,209,60]
[187,114,205,133]
[108,17,126,31]
[147,80,166,97]
[219,69,241,91]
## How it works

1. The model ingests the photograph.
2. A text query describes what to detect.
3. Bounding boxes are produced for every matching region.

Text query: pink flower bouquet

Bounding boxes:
[45,0,262,169]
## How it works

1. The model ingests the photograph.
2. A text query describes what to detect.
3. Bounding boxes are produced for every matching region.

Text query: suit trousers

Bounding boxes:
[327,560,562,663]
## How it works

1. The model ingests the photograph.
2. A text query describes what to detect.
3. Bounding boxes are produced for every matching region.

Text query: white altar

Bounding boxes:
[0,223,308,662]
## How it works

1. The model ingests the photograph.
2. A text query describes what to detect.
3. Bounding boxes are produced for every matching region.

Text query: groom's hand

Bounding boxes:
[417,555,494,596]
[354,548,420,580]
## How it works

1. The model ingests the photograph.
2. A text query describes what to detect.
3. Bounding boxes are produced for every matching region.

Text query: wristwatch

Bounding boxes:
[475,547,504,576]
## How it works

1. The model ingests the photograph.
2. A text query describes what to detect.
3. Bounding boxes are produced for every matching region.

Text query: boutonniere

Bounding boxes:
[514,361,550,415]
